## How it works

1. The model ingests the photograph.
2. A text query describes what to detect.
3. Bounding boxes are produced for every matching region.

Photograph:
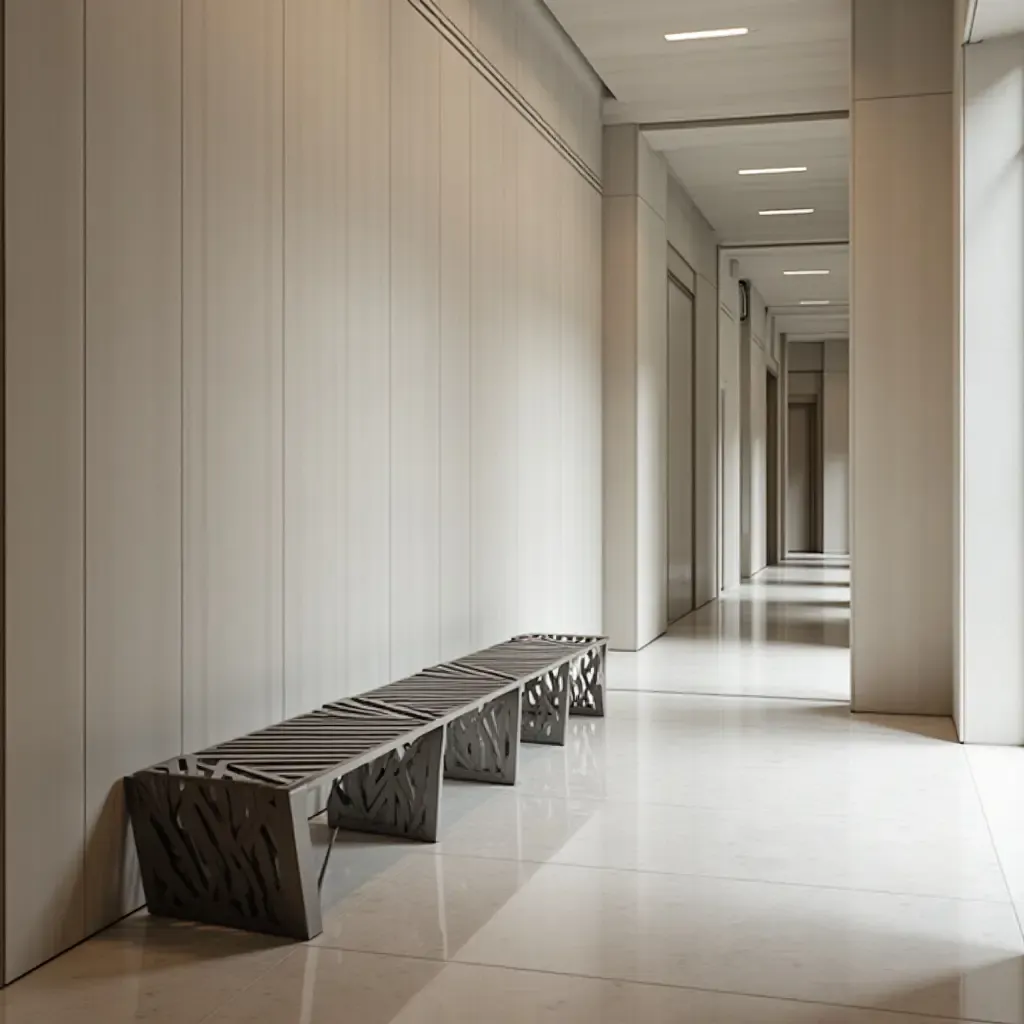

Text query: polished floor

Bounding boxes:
[6,560,1024,1023]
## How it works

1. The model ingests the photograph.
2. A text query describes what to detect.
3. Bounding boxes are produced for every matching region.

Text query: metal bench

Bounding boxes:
[124,633,606,940]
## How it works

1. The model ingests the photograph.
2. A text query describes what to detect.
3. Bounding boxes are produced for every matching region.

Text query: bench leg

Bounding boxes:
[327,725,445,842]
[445,689,522,784]
[521,661,571,745]
[569,642,606,718]
[124,772,322,941]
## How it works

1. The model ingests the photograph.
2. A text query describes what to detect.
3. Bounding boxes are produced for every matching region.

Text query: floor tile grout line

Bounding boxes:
[608,685,850,706]
[340,844,1017,907]
[964,749,1024,942]
[193,946,303,1024]
[299,941,1002,1024]
[401,783,999,833]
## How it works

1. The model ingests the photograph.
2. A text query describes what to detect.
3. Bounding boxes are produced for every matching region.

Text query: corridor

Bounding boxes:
[613,556,852,703]
[4,563,1024,1023]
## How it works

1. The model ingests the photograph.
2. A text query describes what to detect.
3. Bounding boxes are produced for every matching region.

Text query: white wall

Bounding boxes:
[603,126,667,651]
[851,0,955,716]
[719,257,742,590]
[603,131,720,649]
[960,31,1024,744]
[3,0,603,982]
[822,341,850,554]
[741,285,770,578]
[667,177,719,609]
[953,0,967,739]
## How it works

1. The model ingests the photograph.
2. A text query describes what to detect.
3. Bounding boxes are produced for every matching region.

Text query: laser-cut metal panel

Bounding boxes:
[444,689,522,784]
[521,660,572,745]
[124,771,321,939]
[327,726,445,842]
[510,634,607,717]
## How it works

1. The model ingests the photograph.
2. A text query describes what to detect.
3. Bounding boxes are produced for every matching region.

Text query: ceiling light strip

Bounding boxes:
[759,208,815,216]
[665,27,748,42]
[739,166,807,176]
[784,270,831,276]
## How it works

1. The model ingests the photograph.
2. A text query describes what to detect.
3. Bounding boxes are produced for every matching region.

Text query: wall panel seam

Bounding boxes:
[405,0,600,192]
[80,0,88,905]
[178,0,185,755]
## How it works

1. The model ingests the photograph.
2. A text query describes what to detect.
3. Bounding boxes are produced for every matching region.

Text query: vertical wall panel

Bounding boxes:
[695,274,719,607]
[345,0,391,691]
[84,0,183,933]
[182,0,284,748]
[501,100,522,634]
[750,340,768,574]
[473,0,518,87]
[635,199,668,645]
[390,0,441,678]
[960,35,1024,742]
[471,78,518,645]
[601,193,638,650]
[822,340,850,556]
[584,184,604,632]
[439,44,472,661]
[4,0,86,981]
[283,0,349,716]
[719,261,742,591]
[561,167,586,630]
[518,127,561,629]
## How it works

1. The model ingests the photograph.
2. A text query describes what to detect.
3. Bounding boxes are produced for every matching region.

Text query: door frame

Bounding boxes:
[666,272,696,623]
[766,367,780,565]
[786,395,823,555]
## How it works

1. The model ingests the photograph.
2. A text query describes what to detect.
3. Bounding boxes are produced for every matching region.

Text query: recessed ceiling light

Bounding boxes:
[739,166,808,176]
[800,300,831,306]
[758,208,815,216]
[665,27,748,42]
[784,270,831,276]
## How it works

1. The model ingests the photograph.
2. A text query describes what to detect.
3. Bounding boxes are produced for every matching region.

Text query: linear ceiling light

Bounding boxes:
[665,27,748,41]
[759,208,814,216]
[739,166,807,176]
[784,270,830,276]
[799,300,831,306]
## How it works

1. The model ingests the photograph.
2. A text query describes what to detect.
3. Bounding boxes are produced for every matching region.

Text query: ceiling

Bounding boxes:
[730,245,849,308]
[731,244,850,342]
[968,0,1024,41]
[543,0,853,342]
[543,0,851,125]
[645,118,849,247]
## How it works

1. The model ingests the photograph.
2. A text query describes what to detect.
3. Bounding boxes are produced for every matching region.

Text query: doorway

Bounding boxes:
[667,276,695,623]
[787,400,819,553]
[766,369,779,564]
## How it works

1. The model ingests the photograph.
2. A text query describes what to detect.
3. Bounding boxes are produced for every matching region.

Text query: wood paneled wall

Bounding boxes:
[3,0,602,982]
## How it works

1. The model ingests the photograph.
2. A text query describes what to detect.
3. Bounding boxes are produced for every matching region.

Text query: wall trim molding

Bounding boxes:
[407,0,601,192]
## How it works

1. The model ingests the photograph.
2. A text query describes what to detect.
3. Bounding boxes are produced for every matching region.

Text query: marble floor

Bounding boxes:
[6,560,1024,1023]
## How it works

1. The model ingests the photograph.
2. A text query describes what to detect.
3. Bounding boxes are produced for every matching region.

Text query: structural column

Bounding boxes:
[850,0,955,714]
[602,125,669,651]
[958,30,1024,743]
